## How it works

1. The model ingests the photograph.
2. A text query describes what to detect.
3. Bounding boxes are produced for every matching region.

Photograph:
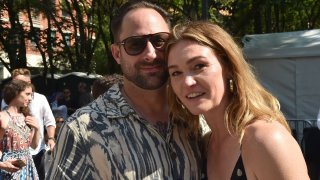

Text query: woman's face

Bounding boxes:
[168,40,229,115]
[13,86,33,107]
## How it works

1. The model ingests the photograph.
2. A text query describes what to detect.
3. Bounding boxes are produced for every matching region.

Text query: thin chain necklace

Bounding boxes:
[121,88,170,137]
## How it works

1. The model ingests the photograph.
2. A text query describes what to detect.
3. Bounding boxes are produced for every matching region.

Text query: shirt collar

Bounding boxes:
[104,83,135,119]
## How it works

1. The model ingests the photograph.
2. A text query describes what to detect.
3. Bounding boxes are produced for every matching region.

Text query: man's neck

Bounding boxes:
[122,81,169,125]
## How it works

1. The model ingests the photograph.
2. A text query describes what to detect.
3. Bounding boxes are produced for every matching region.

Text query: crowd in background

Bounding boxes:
[0,69,123,179]
[48,73,123,137]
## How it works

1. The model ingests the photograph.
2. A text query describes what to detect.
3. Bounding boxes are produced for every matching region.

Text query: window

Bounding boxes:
[64,33,71,46]
[50,31,56,47]
[30,27,40,46]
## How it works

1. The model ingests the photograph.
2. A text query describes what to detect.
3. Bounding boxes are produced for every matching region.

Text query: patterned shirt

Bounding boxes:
[46,84,209,180]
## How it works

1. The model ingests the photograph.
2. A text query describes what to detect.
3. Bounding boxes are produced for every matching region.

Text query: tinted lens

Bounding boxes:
[124,37,148,55]
[150,33,170,50]
[120,32,170,56]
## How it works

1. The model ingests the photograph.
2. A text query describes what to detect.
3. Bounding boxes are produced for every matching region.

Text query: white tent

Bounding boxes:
[242,29,320,121]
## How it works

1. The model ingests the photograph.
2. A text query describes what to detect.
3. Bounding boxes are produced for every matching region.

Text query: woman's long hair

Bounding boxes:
[165,21,290,138]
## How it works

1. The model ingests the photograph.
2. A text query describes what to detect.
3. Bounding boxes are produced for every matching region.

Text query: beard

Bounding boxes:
[121,58,169,90]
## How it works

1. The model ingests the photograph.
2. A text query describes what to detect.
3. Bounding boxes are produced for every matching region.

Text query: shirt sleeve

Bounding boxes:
[40,95,56,127]
[46,120,87,179]
[1,99,8,110]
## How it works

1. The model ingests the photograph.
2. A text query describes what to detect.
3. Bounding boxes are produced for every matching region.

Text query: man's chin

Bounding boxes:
[135,78,168,90]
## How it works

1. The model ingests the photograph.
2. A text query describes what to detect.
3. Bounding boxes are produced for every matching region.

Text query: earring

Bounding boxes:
[229,79,234,93]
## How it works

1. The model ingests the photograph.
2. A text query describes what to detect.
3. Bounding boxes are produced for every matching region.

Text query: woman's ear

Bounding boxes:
[111,44,121,64]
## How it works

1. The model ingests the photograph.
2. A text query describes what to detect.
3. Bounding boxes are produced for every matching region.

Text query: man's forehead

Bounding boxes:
[119,8,169,38]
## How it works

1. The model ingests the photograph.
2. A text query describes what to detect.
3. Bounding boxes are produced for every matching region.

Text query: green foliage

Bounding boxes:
[212,0,320,37]
[1,0,319,76]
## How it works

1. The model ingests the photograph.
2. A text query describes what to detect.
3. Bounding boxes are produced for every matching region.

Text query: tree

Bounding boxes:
[0,0,28,72]
[1,0,319,77]
[209,0,320,37]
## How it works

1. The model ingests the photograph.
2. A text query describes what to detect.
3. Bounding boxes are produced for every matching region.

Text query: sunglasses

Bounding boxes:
[117,32,170,56]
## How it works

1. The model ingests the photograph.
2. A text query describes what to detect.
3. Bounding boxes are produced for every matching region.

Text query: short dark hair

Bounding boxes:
[110,1,171,42]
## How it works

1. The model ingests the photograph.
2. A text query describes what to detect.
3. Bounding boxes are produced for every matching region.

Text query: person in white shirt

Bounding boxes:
[1,68,56,180]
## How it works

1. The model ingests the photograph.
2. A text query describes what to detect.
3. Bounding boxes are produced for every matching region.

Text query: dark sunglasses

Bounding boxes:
[117,32,170,56]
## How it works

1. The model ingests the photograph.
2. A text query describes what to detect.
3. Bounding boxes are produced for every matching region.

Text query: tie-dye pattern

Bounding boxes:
[46,84,209,180]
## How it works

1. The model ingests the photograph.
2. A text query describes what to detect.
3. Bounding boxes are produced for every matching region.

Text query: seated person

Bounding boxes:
[57,88,77,115]
[51,92,68,121]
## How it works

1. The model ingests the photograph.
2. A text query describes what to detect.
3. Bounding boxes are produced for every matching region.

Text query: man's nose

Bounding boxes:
[142,41,157,62]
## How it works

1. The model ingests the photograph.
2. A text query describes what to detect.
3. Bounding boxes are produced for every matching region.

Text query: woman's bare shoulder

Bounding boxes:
[0,111,9,127]
[241,119,309,179]
[244,119,291,144]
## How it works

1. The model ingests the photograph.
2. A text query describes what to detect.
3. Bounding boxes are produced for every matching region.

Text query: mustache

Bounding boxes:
[136,58,166,67]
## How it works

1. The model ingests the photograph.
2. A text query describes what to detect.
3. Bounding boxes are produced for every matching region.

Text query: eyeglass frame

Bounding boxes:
[116,32,170,56]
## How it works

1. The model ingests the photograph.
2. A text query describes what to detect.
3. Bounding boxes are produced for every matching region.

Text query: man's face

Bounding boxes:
[111,8,170,90]
[14,75,31,83]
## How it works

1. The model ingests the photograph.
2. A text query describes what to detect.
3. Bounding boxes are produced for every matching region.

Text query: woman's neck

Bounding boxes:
[204,107,231,142]
[6,105,21,115]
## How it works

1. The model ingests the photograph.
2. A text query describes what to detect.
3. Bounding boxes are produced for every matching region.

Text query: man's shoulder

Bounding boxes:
[30,92,50,109]
[33,92,47,101]
[66,97,115,126]
[65,101,121,142]
[66,84,128,129]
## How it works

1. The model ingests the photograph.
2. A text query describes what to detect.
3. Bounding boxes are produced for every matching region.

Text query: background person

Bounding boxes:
[1,68,56,180]
[166,21,309,179]
[57,87,77,116]
[76,82,93,108]
[47,1,209,179]
[0,80,40,179]
[91,74,123,99]
[50,91,68,121]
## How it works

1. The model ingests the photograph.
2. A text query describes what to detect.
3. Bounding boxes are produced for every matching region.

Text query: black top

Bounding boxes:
[231,155,247,180]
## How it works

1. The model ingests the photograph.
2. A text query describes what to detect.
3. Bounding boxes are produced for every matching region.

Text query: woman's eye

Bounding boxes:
[195,64,206,70]
[170,71,181,77]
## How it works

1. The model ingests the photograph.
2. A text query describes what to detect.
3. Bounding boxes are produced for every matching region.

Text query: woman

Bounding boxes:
[0,80,40,179]
[166,21,309,179]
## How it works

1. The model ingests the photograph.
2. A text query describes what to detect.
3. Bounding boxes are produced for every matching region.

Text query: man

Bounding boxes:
[1,68,56,179]
[47,1,208,179]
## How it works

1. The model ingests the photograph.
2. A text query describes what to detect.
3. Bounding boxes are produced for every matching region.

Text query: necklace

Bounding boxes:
[5,110,30,142]
[121,88,170,137]
[6,111,26,128]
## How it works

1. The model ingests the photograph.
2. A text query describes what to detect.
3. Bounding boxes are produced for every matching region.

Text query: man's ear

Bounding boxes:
[111,44,121,64]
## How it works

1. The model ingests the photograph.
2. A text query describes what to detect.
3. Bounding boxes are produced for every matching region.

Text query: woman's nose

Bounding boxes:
[184,75,196,87]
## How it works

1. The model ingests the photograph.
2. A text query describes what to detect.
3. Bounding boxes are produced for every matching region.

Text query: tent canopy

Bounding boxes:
[242,29,320,121]
[1,72,102,97]
[243,29,320,59]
